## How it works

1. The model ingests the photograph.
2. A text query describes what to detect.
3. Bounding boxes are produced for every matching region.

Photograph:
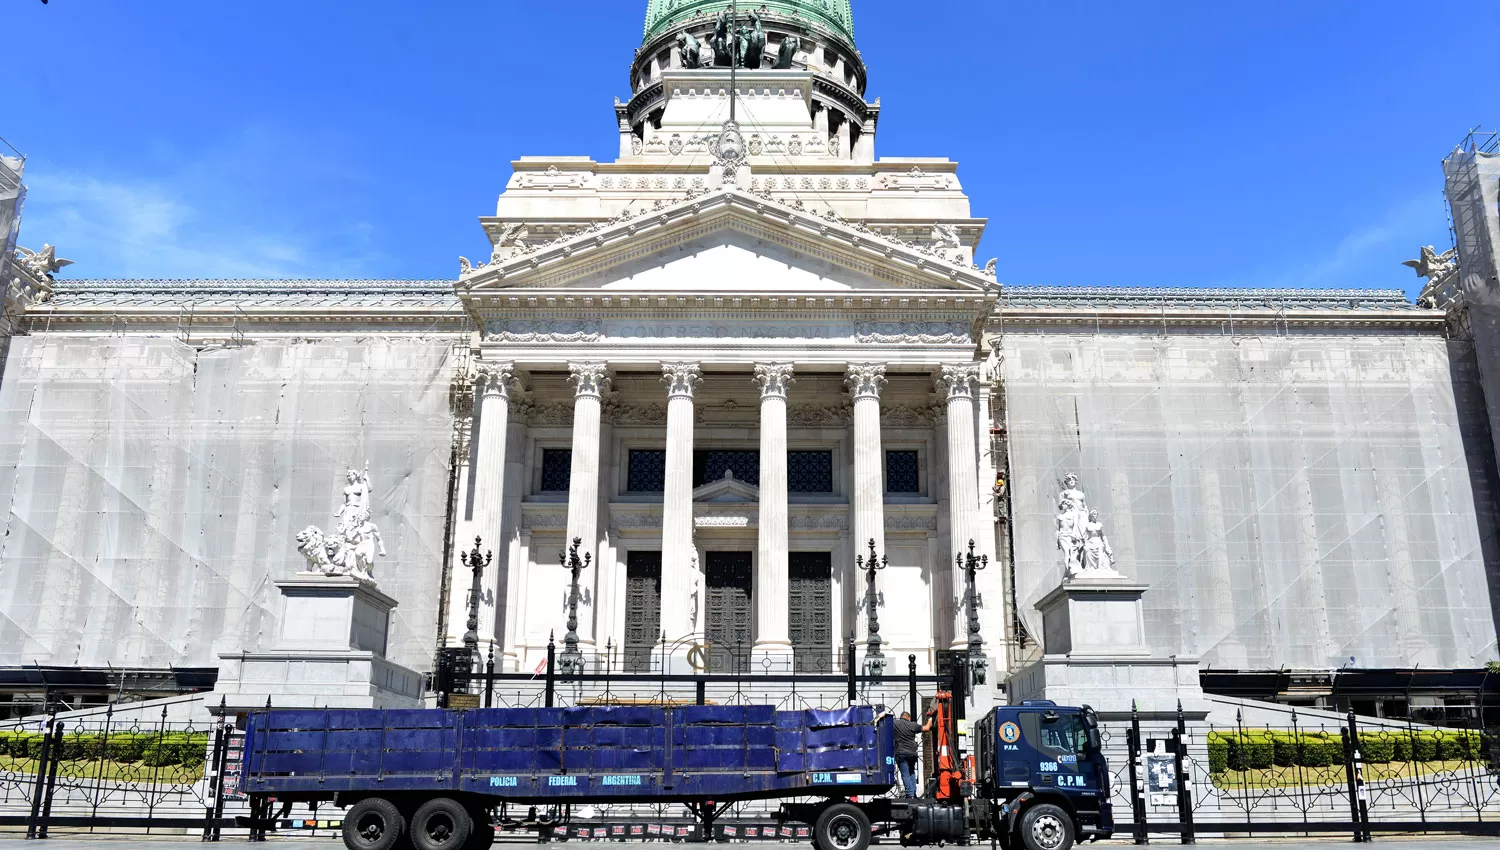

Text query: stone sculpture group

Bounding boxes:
[1055,472,1121,581]
[296,466,387,584]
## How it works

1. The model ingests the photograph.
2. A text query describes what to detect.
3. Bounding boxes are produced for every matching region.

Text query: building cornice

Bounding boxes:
[988,286,1440,333]
[18,278,469,334]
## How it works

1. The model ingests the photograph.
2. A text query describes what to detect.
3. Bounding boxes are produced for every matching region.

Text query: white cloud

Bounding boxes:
[17,166,365,280]
[1292,194,1437,289]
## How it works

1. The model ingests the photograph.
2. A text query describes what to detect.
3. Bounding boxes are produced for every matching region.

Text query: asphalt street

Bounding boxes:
[2,837,1498,850]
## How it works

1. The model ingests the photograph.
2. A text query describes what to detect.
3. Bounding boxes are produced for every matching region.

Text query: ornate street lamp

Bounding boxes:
[461,536,492,659]
[557,536,591,675]
[856,538,887,676]
[956,539,989,686]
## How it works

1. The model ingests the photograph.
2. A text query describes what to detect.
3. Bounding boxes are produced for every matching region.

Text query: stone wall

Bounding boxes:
[1001,330,1500,669]
[0,335,458,672]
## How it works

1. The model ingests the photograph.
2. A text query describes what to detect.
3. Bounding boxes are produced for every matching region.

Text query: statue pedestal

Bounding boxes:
[212,575,424,712]
[1007,577,1207,719]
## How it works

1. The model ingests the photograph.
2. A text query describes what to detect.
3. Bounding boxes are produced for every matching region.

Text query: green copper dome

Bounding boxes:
[643,0,855,47]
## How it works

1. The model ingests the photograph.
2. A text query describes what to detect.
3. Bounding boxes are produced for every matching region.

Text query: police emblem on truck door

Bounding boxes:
[1020,711,1093,791]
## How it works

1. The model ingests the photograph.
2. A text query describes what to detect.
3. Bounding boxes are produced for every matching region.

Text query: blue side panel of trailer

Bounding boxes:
[242,704,895,802]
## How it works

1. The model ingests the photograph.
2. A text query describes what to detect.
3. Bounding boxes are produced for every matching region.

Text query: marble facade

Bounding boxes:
[0,3,1496,706]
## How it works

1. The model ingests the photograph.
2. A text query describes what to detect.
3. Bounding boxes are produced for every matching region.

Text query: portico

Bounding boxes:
[450,190,997,674]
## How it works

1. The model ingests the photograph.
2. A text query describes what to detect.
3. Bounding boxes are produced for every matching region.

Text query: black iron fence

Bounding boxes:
[0,700,241,838]
[1098,702,1499,840]
[439,636,945,717]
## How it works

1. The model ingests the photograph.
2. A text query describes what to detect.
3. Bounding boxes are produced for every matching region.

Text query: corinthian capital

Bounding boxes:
[661,362,703,399]
[935,363,980,401]
[475,362,516,399]
[845,363,887,400]
[568,361,612,398]
[752,363,795,399]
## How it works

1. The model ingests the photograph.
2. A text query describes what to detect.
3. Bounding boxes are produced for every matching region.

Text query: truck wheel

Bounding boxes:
[410,798,472,850]
[344,797,405,850]
[1018,804,1073,850]
[815,803,871,850]
[463,806,494,850]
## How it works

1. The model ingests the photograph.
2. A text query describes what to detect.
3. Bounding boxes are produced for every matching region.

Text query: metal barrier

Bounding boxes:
[445,637,946,717]
[0,699,241,839]
[1100,702,1499,841]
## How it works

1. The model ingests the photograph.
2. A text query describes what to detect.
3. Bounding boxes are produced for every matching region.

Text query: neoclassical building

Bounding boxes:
[0,1,1495,713]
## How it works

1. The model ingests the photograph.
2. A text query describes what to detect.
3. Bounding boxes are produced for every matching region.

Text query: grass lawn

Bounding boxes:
[0,754,203,785]
[1210,759,1476,790]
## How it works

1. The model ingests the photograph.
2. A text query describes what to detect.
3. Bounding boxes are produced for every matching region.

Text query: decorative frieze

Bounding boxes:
[877,166,954,192]
[516,166,592,191]
[606,509,850,532]
[855,321,971,345]
[485,319,602,343]
[885,514,938,531]
[606,400,669,426]
[787,403,852,427]
[881,405,942,428]
[520,509,568,531]
[521,401,575,427]
[788,514,849,531]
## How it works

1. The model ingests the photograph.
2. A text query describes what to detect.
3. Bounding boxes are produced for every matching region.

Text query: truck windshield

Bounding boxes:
[1037,714,1088,755]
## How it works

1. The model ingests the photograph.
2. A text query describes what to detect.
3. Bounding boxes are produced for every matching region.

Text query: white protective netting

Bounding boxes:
[1003,330,1500,669]
[0,335,458,672]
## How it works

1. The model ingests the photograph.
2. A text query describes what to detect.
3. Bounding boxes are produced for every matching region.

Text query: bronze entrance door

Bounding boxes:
[623,551,661,672]
[704,551,752,672]
[789,552,833,672]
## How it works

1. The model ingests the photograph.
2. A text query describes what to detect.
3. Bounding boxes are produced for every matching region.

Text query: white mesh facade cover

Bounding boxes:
[0,335,458,671]
[1002,328,1500,669]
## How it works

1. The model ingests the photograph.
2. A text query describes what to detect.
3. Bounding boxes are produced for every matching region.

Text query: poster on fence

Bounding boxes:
[1147,754,1176,806]
[223,732,247,800]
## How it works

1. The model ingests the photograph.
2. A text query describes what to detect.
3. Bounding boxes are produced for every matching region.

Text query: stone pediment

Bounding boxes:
[458,187,995,294]
[692,471,760,503]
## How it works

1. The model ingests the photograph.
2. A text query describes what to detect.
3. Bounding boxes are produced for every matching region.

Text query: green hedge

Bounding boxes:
[0,731,42,759]
[0,730,207,767]
[1209,728,1487,773]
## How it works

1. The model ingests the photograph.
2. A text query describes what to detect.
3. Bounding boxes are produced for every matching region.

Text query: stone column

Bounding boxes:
[936,363,981,648]
[753,363,795,655]
[565,362,610,648]
[846,363,887,654]
[846,363,888,562]
[471,362,515,643]
[660,363,703,652]
[499,416,528,670]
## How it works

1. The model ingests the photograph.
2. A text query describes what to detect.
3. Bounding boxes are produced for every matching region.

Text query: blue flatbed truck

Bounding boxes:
[240,700,1110,850]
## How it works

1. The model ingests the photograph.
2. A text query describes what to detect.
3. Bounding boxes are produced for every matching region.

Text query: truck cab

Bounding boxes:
[972,701,1113,849]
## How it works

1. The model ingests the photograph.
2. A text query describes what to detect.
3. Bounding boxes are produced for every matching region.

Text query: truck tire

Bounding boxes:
[343,797,405,850]
[1018,803,1073,850]
[464,805,494,850]
[815,802,871,850]
[410,798,472,850]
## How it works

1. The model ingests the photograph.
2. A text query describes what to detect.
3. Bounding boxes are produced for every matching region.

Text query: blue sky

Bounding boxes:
[7,1,1497,298]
